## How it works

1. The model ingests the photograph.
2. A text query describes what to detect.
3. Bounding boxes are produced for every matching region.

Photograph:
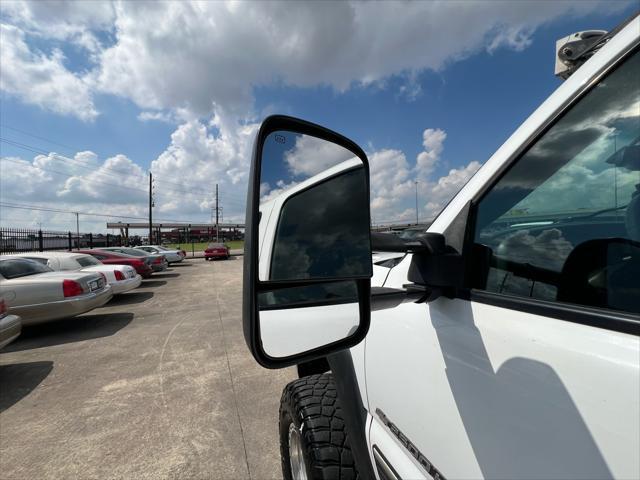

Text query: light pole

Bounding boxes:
[148,172,154,244]
[414,180,419,224]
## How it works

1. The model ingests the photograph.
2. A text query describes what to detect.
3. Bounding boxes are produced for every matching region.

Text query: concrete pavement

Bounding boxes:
[0,257,295,479]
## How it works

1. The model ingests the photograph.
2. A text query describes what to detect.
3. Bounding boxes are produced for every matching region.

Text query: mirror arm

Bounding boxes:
[371,232,447,254]
[371,284,441,311]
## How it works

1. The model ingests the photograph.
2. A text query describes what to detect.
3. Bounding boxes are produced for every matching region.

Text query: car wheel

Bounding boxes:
[280,374,359,480]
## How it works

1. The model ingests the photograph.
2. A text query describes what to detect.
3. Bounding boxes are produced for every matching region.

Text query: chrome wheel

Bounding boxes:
[288,422,308,480]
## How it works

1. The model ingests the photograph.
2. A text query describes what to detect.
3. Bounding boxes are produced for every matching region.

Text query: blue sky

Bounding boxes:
[0,1,636,232]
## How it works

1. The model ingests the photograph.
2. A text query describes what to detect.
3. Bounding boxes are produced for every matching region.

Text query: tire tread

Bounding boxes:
[280,373,359,480]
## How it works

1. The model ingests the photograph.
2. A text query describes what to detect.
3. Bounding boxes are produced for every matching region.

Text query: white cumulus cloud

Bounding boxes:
[2,1,626,121]
[0,24,97,121]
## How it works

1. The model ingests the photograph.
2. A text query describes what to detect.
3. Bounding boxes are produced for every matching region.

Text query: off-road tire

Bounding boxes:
[280,373,359,480]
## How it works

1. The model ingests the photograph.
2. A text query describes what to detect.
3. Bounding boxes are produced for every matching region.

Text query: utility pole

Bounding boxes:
[414,180,419,225]
[215,183,219,242]
[148,172,154,244]
[75,212,79,250]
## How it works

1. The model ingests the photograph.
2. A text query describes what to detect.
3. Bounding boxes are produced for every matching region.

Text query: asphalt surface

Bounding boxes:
[0,257,296,479]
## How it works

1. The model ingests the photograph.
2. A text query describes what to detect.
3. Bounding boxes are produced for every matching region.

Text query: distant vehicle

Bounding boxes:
[166,245,187,258]
[3,252,142,294]
[0,296,21,350]
[0,257,112,325]
[157,245,187,258]
[96,247,168,272]
[135,245,185,263]
[204,243,230,260]
[77,249,155,278]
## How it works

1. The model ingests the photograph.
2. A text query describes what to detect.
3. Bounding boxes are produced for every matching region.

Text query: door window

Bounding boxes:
[473,51,640,315]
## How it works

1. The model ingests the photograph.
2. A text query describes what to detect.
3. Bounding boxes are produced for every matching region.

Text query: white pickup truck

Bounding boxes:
[244,14,639,480]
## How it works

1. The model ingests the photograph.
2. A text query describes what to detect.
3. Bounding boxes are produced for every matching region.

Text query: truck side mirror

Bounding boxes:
[243,115,372,368]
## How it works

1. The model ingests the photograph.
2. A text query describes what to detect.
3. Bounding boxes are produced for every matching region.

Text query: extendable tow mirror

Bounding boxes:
[243,115,373,369]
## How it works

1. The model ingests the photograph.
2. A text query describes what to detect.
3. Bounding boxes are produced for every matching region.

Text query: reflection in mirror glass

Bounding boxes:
[258,281,358,310]
[258,131,371,282]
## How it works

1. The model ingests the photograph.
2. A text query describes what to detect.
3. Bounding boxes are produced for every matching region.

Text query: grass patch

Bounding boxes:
[166,240,244,252]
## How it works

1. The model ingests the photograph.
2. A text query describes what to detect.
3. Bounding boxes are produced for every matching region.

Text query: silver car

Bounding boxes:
[0,257,113,326]
[4,252,142,294]
[0,295,21,350]
[135,245,185,264]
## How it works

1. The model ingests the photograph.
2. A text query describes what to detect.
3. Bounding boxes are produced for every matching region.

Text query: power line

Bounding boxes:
[0,156,150,194]
[0,201,206,223]
[1,137,154,190]
[0,131,248,200]
[1,137,246,201]
[0,124,79,151]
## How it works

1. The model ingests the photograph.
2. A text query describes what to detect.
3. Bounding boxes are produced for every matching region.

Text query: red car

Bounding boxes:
[77,249,154,278]
[204,243,230,260]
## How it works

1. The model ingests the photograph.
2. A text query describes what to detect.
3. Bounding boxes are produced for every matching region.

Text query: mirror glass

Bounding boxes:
[258,131,371,282]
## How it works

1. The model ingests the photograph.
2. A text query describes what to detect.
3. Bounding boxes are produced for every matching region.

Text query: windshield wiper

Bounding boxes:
[561,204,628,223]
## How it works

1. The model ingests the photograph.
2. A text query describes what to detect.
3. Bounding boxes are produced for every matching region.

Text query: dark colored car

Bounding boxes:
[204,243,230,260]
[77,249,154,278]
[99,247,168,272]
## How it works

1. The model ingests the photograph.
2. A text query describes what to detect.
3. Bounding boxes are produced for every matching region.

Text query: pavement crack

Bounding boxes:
[157,314,186,410]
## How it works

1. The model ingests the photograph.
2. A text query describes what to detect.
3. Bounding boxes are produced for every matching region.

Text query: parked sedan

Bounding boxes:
[204,243,230,260]
[135,245,185,263]
[0,258,112,325]
[77,249,155,278]
[0,296,21,350]
[136,245,184,264]
[99,247,168,272]
[5,252,142,294]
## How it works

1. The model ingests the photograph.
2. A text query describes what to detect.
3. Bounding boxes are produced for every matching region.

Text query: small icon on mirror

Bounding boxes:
[275,134,286,144]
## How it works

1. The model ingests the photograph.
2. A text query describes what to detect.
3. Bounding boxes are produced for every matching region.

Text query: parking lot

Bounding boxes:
[0,257,295,479]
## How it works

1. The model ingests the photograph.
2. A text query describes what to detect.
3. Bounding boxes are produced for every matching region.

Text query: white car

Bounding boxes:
[134,245,185,263]
[3,252,141,294]
[244,16,640,480]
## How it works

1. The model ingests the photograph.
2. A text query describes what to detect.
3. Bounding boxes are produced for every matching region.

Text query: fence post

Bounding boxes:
[68,231,72,251]
[38,230,44,252]
[89,233,93,249]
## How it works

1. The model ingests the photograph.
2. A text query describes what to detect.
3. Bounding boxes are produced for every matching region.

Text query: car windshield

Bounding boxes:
[75,255,101,267]
[0,258,53,279]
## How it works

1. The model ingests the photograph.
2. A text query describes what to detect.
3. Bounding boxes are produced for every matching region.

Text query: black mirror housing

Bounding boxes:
[406,233,464,295]
[243,115,372,369]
